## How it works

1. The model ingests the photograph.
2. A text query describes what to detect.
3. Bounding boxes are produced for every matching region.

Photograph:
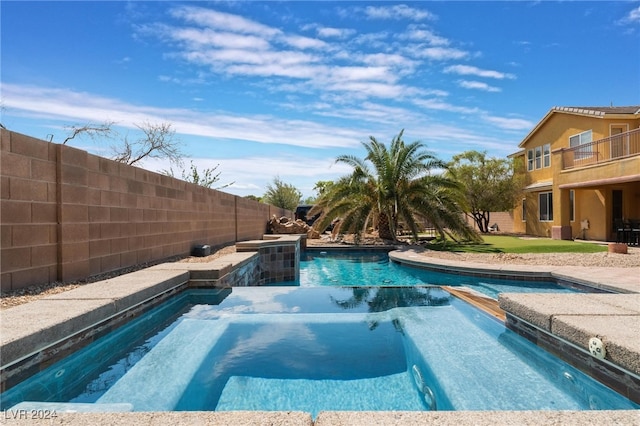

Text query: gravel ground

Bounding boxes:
[2,240,638,310]
[414,249,640,268]
[0,245,237,310]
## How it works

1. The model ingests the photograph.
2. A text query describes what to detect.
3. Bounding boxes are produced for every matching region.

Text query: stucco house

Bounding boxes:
[510,106,640,242]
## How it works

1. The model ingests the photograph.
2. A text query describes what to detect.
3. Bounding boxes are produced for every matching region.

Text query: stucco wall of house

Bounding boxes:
[512,195,526,234]
[520,114,639,187]
[513,111,640,241]
[1,129,293,292]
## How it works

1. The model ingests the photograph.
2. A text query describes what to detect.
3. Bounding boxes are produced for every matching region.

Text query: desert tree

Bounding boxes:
[163,160,234,189]
[447,150,523,233]
[262,176,302,210]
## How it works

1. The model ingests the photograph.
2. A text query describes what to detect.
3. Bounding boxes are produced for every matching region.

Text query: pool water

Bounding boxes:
[3,287,637,416]
[285,250,586,299]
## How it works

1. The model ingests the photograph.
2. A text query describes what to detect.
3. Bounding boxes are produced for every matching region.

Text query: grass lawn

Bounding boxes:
[426,235,608,254]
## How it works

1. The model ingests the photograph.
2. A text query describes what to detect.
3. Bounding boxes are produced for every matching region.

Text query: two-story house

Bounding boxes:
[510,106,640,242]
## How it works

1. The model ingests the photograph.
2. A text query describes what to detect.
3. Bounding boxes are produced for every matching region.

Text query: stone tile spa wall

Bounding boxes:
[236,237,301,285]
[1,129,293,291]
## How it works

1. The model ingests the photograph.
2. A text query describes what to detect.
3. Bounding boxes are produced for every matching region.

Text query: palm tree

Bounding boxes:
[311,130,481,243]
[331,287,452,330]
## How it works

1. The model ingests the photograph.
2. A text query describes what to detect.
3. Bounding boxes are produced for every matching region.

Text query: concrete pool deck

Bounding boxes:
[1,246,639,425]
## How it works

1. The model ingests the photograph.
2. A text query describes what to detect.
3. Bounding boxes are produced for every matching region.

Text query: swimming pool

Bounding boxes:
[2,287,637,416]
[284,250,588,299]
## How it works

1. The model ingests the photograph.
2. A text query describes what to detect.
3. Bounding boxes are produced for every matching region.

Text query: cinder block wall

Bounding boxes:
[1,130,59,290]
[1,129,293,291]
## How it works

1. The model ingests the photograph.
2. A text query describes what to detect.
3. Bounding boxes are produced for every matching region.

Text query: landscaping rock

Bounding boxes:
[268,215,320,239]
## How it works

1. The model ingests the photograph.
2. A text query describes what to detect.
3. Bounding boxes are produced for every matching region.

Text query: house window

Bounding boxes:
[539,192,553,222]
[527,149,534,171]
[522,198,526,222]
[569,190,575,222]
[535,146,542,169]
[543,143,551,167]
[569,130,592,160]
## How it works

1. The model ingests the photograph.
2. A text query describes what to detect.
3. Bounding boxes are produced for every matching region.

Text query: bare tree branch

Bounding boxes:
[59,119,234,188]
[112,121,183,166]
[62,121,116,145]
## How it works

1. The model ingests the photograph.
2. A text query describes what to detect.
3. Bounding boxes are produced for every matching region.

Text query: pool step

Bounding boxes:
[97,319,229,410]
[442,286,506,321]
[216,373,426,416]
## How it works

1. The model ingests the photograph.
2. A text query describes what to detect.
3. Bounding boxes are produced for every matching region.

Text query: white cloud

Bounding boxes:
[360,53,417,70]
[316,26,356,39]
[482,115,533,130]
[170,6,281,38]
[412,98,480,115]
[282,34,328,50]
[364,5,436,21]
[1,83,364,149]
[225,63,319,79]
[352,32,390,47]
[401,25,449,46]
[444,65,516,80]
[171,27,271,50]
[415,47,469,61]
[327,66,397,84]
[314,101,422,124]
[222,155,351,179]
[323,81,409,99]
[458,80,501,92]
[404,122,515,155]
[145,154,354,198]
[618,6,640,25]
[149,8,416,99]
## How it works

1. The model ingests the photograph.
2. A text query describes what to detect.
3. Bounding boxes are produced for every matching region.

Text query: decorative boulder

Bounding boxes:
[268,215,320,239]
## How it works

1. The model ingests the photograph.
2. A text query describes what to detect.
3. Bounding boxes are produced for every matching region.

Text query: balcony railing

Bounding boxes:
[561,127,640,170]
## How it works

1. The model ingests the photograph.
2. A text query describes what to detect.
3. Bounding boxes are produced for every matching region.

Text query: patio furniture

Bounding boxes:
[614,219,631,244]
[630,220,640,246]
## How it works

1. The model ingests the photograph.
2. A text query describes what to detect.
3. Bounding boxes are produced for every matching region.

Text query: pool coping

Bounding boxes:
[1,243,639,422]
[1,409,639,425]
[389,247,639,294]
[1,409,638,425]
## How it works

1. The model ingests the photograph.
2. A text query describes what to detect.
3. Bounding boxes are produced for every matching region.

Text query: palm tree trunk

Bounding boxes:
[378,212,395,241]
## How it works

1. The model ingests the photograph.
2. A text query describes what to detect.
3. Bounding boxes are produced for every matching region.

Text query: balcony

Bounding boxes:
[561,128,640,170]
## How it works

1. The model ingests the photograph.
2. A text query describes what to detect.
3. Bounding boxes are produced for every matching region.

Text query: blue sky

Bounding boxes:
[2,1,639,199]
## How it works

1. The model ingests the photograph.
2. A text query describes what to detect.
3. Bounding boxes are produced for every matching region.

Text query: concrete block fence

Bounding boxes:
[1,129,292,292]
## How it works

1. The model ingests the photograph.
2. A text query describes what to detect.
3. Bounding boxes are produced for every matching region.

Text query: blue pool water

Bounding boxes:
[2,287,637,416]
[285,250,586,299]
